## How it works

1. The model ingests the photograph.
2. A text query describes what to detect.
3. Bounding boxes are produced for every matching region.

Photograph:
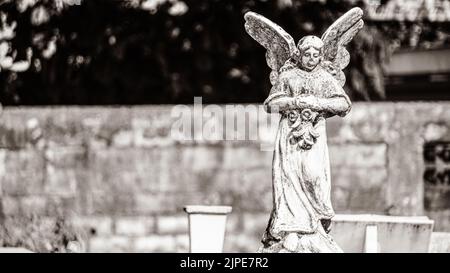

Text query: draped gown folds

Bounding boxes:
[259,66,351,253]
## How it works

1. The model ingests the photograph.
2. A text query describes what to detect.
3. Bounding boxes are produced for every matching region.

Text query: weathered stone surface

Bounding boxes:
[328,102,450,217]
[3,195,79,216]
[423,122,449,142]
[89,236,132,253]
[0,126,30,149]
[1,149,45,195]
[70,216,113,236]
[46,196,80,216]
[424,185,450,211]
[180,145,223,172]
[2,102,450,252]
[0,149,4,194]
[44,147,84,196]
[114,216,155,236]
[223,233,261,253]
[90,191,136,216]
[90,148,165,193]
[332,167,387,188]
[2,196,47,215]
[132,235,176,253]
[331,214,434,253]
[331,167,387,211]
[329,143,387,168]
[242,213,269,236]
[133,193,184,215]
[245,8,363,253]
[210,168,272,212]
[132,107,175,140]
[429,232,450,253]
[426,210,450,232]
[221,146,272,170]
[156,215,188,234]
[332,186,386,212]
[174,234,189,253]
[225,214,243,233]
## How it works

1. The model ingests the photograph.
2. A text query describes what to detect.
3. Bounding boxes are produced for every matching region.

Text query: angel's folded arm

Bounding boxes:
[263,79,297,113]
[322,81,352,117]
[294,76,351,116]
[264,96,298,113]
[316,96,351,117]
[296,92,351,117]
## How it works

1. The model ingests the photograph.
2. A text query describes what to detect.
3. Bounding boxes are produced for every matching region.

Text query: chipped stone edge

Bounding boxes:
[333,214,434,225]
[184,205,232,215]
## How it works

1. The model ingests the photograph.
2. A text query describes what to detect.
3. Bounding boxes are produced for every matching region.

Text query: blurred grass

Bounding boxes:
[0,214,84,253]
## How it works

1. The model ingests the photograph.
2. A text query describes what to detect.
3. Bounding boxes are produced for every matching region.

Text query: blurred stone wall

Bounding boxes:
[0,102,449,252]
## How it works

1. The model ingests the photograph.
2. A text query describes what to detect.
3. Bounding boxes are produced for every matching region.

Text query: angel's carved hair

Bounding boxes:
[297,35,324,54]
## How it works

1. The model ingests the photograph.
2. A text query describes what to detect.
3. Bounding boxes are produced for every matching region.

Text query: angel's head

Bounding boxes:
[296,35,324,71]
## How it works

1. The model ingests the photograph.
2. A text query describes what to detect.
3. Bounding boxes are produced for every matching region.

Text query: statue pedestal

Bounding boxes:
[184,205,232,253]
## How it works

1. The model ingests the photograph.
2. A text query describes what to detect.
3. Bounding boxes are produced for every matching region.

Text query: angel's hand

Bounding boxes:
[296,95,351,117]
[264,96,298,113]
[295,95,320,111]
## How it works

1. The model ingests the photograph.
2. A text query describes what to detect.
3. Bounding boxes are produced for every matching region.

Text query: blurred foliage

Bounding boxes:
[0,0,448,105]
[0,214,83,252]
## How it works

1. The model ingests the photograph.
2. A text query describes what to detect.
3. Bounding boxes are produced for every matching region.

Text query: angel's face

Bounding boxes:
[301,47,321,71]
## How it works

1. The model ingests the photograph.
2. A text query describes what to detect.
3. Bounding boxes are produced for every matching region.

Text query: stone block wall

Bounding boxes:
[0,102,449,252]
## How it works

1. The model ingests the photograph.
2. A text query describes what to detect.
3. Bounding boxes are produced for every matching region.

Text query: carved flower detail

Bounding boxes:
[287,108,320,151]
[287,110,299,123]
[300,109,314,122]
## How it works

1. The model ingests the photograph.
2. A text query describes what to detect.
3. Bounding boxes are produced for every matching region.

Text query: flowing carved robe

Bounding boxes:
[261,66,351,251]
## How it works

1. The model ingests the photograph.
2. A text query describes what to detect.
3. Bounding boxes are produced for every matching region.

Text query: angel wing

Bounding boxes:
[321,7,364,86]
[244,12,299,85]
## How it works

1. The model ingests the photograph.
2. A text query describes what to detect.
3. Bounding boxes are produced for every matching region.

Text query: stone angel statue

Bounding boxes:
[244,8,364,253]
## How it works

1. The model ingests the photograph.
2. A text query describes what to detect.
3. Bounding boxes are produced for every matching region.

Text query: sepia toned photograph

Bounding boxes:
[0,0,449,258]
